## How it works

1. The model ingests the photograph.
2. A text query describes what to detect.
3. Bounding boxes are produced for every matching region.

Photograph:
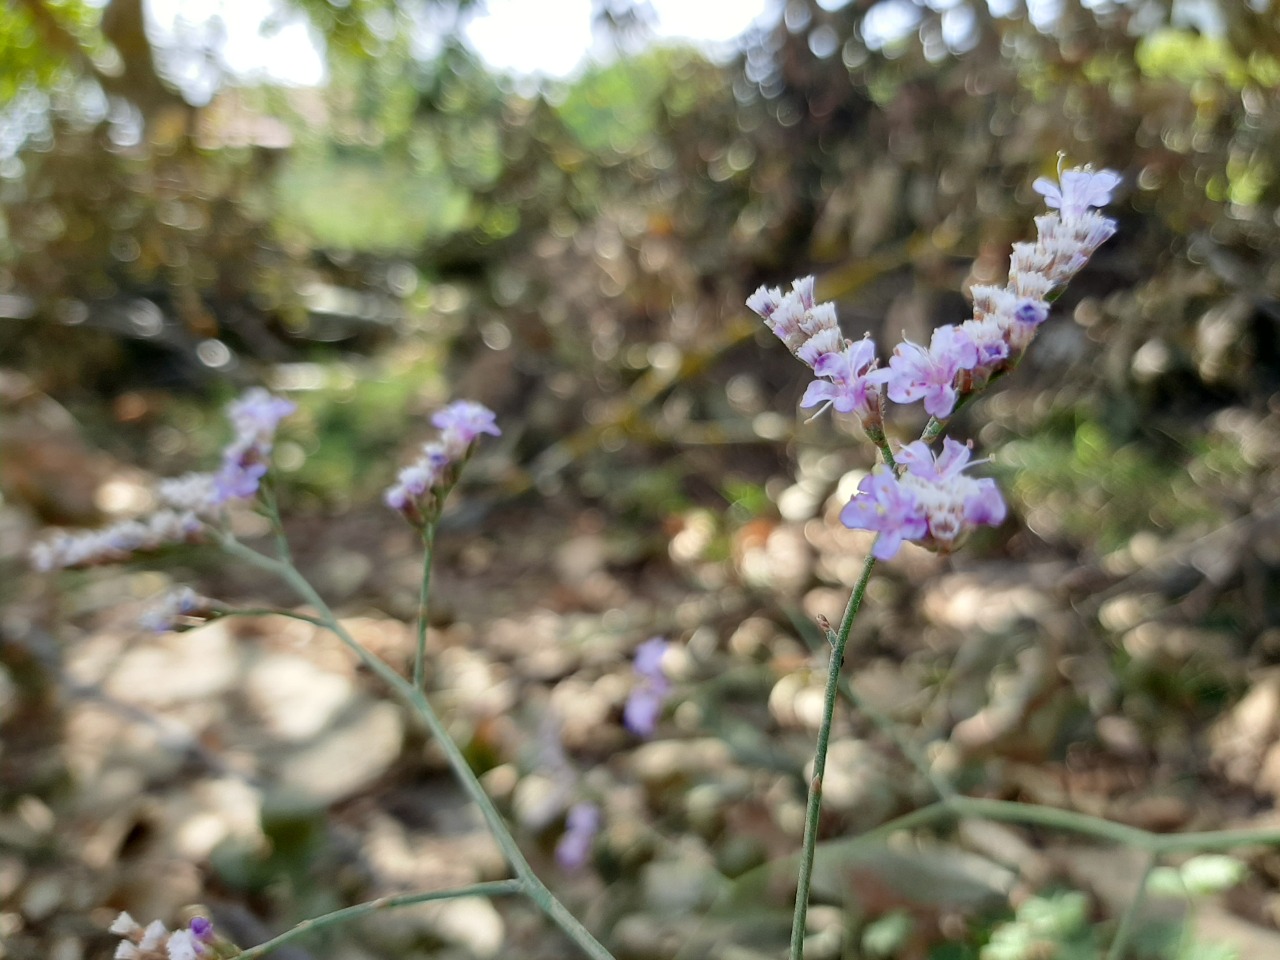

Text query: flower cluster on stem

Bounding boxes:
[385,399,501,527]
[110,913,216,960]
[29,388,296,571]
[749,165,1119,558]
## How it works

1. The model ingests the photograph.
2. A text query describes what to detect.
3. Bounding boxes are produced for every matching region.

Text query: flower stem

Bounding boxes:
[229,880,522,960]
[414,520,437,690]
[218,535,617,960]
[1105,851,1157,960]
[789,548,878,960]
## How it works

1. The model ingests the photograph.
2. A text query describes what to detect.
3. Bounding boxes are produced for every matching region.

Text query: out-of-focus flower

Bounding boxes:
[109,914,214,960]
[432,400,502,457]
[211,388,296,506]
[156,472,220,515]
[139,587,215,633]
[555,802,601,871]
[30,510,203,571]
[623,637,671,737]
[386,401,499,526]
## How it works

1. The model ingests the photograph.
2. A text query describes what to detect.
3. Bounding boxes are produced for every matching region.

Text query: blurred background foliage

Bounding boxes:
[4,0,1280,958]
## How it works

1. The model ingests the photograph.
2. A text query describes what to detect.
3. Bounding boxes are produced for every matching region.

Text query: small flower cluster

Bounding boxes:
[385,400,501,526]
[841,439,1006,559]
[211,389,297,503]
[109,913,214,960]
[623,637,671,737]
[30,510,203,572]
[29,388,296,571]
[749,165,1119,559]
[139,586,218,633]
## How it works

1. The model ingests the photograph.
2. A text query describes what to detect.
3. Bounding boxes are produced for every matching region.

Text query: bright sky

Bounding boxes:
[145,0,777,99]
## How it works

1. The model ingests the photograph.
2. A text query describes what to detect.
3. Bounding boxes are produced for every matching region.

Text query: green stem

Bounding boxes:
[229,879,522,960]
[1106,852,1157,960]
[259,483,293,565]
[414,520,437,690]
[217,535,616,960]
[218,607,327,628]
[847,795,1280,857]
[789,549,878,960]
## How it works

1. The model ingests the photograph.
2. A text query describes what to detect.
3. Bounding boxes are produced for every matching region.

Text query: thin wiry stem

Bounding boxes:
[1106,852,1158,960]
[216,534,616,960]
[229,880,523,960]
[413,520,437,690]
[789,548,877,960]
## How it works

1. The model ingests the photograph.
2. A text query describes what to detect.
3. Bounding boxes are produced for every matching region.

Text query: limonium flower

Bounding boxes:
[874,324,978,419]
[109,913,214,960]
[385,400,500,525]
[138,586,215,633]
[838,467,929,560]
[29,388,298,570]
[30,510,203,571]
[212,388,297,505]
[747,275,845,369]
[840,438,1005,557]
[800,337,882,422]
[1032,167,1122,220]
[555,802,601,871]
[623,637,670,737]
[432,399,502,458]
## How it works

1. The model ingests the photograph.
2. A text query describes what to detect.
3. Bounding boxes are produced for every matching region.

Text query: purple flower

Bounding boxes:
[188,918,213,944]
[432,400,500,457]
[227,388,297,441]
[800,337,880,420]
[876,324,978,419]
[839,467,928,560]
[555,802,600,871]
[209,389,296,505]
[212,455,268,503]
[896,438,1007,548]
[1033,167,1122,220]
[624,637,671,737]
[139,587,202,633]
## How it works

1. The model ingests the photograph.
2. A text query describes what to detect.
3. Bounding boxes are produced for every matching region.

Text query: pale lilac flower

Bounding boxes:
[209,389,296,505]
[386,401,499,524]
[1033,167,1122,220]
[212,450,268,503]
[555,802,601,871]
[30,510,202,571]
[800,337,880,419]
[839,467,928,560]
[432,400,501,457]
[624,637,671,737]
[139,587,206,633]
[156,472,219,514]
[226,388,296,442]
[896,438,1006,548]
[876,324,978,419]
